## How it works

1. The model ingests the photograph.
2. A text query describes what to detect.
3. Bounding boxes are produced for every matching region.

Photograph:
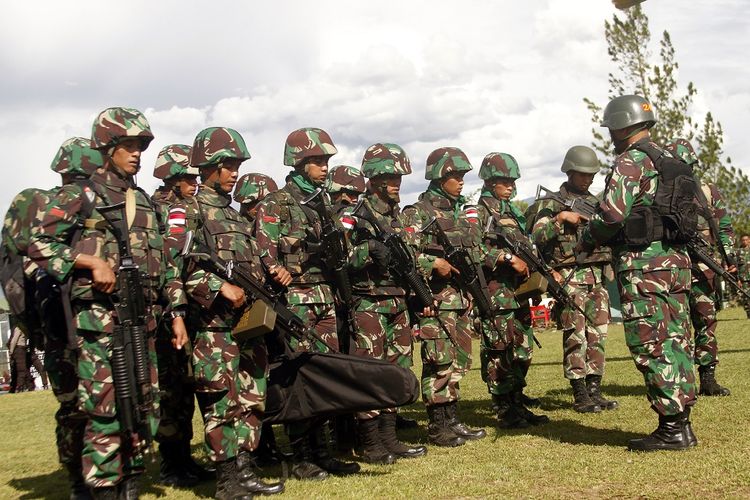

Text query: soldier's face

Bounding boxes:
[441,172,465,198]
[335,190,360,206]
[373,174,402,202]
[491,178,515,200]
[111,138,143,176]
[217,159,242,193]
[741,235,750,248]
[303,156,329,185]
[568,171,595,193]
[177,175,199,198]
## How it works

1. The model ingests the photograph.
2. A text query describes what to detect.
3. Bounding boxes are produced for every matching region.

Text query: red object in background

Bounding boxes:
[529,305,550,328]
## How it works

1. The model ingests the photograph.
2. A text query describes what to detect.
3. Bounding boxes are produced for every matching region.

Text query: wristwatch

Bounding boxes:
[169,309,187,320]
[503,253,513,263]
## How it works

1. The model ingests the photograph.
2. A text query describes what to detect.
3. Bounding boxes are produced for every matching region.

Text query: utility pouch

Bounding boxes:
[623,205,654,248]
[233,300,277,342]
[515,271,549,302]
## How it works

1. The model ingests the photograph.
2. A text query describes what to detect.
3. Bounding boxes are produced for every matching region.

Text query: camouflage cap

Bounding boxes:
[325,165,366,194]
[560,145,599,174]
[50,137,104,176]
[600,94,656,130]
[478,152,520,180]
[153,144,199,180]
[190,127,251,168]
[361,143,412,178]
[425,147,473,180]
[283,127,338,167]
[664,138,698,166]
[91,107,154,151]
[234,173,278,204]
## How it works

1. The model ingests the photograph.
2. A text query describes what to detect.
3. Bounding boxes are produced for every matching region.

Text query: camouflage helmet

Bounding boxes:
[664,138,698,166]
[283,127,338,167]
[600,94,657,130]
[91,107,154,151]
[560,145,599,174]
[361,143,412,178]
[153,144,199,180]
[478,152,520,180]
[233,173,278,204]
[190,127,251,168]
[50,137,104,176]
[325,165,366,195]
[425,147,473,180]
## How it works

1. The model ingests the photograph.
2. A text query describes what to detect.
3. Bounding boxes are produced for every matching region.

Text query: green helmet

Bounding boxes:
[600,94,656,130]
[153,144,199,180]
[361,143,412,178]
[425,147,472,180]
[90,107,154,151]
[283,127,338,167]
[325,165,366,195]
[478,152,520,180]
[560,146,599,174]
[190,127,251,168]
[50,137,104,176]
[234,173,278,204]
[664,138,698,166]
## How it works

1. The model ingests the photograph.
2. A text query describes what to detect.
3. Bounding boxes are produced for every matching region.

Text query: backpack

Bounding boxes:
[621,143,699,247]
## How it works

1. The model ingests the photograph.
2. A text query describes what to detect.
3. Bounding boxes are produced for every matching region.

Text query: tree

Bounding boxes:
[584,5,750,238]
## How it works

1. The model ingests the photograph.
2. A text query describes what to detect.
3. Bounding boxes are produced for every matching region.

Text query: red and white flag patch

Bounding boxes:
[168,207,186,226]
[465,206,479,223]
[341,215,356,230]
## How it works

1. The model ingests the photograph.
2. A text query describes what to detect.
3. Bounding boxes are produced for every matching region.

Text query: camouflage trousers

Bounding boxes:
[480,306,534,396]
[689,274,719,367]
[353,308,412,419]
[155,328,196,444]
[77,329,159,488]
[44,336,86,465]
[418,308,473,406]
[288,302,338,353]
[617,268,696,416]
[559,283,610,380]
[9,346,35,392]
[193,329,268,462]
[740,281,750,316]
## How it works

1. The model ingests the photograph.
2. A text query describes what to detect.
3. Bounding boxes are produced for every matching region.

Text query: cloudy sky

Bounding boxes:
[1,0,748,210]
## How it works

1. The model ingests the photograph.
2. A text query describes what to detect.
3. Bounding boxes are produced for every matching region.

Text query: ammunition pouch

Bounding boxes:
[233,300,277,343]
[514,272,549,302]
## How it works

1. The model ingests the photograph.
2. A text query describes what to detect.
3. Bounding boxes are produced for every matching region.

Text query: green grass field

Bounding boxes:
[2,307,749,499]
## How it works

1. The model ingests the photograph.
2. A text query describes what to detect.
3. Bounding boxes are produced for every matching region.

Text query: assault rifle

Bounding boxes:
[536,185,597,220]
[180,231,331,350]
[98,201,155,461]
[301,188,358,337]
[688,234,750,301]
[484,217,602,336]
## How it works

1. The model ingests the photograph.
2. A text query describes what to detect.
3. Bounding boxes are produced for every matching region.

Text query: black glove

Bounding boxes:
[368,240,391,273]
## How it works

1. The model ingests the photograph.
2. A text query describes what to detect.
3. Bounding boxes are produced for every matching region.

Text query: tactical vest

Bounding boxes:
[410,193,479,260]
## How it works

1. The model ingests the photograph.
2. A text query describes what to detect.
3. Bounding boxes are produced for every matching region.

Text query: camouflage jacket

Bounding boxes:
[255,180,334,305]
[168,185,265,330]
[2,187,54,279]
[738,246,750,282]
[691,181,735,277]
[151,186,178,227]
[401,189,477,310]
[28,168,183,333]
[344,191,407,313]
[582,139,691,273]
[529,182,612,285]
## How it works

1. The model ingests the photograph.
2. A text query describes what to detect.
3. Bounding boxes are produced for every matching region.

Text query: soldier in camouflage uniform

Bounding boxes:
[739,234,750,318]
[234,173,278,226]
[401,147,487,446]
[326,165,366,212]
[343,143,427,462]
[28,108,187,497]
[473,153,550,428]
[665,138,735,397]
[167,127,284,500]
[580,95,697,451]
[151,144,214,486]
[528,146,617,413]
[255,128,360,480]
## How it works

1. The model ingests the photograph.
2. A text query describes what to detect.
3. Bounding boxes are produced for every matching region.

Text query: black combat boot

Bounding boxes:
[494,393,528,429]
[513,391,550,424]
[179,439,215,482]
[118,474,140,500]
[309,425,361,475]
[90,487,117,500]
[491,394,510,414]
[682,406,698,448]
[445,402,486,440]
[571,379,602,414]
[64,461,92,500]
[289,434,329,481]
[627,412,691,451]
[253,423,290,467]
[215,459,252,500]
[378,412,427,458]
[158,441,199,487]
[331,414,358,453]
[698,365,731,396]
[395,414,419,429]
[520,393,541,408]
[426,404,465,447]
[357,417,398,463]
[236,450,285,495]
[586,375,618,410]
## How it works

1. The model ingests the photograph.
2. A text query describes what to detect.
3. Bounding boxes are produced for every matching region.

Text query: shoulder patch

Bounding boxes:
[168,207,186,226]
[464,206,479,223]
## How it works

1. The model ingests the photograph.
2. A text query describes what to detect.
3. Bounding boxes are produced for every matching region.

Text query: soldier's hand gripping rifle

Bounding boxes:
[687,234,750,301]
[98,201,155,460]
[300,188,358,337]
[179,231,331,350]
[536,185,597,220]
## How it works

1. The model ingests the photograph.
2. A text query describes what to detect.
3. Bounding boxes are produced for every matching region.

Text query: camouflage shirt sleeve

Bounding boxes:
[710,183,736,251]
[342,207,371,271]
[530,200,564,248]
[400,205,436,276]
[254,197,282,271]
